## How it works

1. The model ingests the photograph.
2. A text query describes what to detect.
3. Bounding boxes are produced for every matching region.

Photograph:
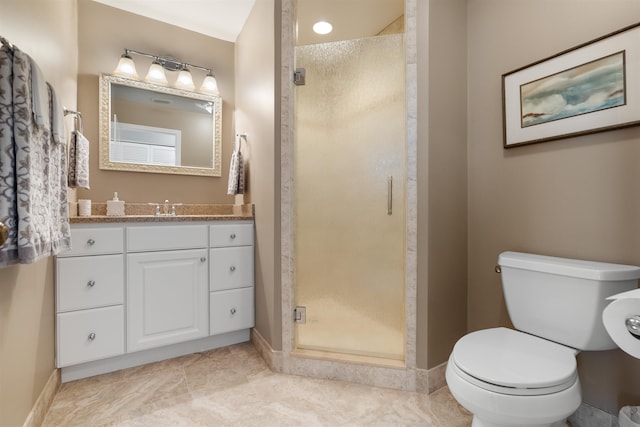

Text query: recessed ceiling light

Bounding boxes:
[313,21,333,35]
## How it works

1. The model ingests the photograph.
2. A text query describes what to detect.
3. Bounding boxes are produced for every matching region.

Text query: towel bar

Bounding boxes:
[64,108,84,133]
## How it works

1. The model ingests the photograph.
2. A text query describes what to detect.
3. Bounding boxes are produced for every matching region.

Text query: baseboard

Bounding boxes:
[415,361,448,394]
[61,330,250,382]
[250,328,283,372]
[23,368,60,427]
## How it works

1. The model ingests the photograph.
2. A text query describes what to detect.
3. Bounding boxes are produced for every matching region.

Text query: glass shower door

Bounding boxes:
[294,34,406,360]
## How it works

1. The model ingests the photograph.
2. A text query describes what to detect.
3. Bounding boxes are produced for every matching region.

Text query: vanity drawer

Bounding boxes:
[127,224,208,252]
[60,227,124,257]
[210,222,254,247]
[56,305,124,367]
[57,254,124,312]
[210,287,254,335]
[209,246,254,291]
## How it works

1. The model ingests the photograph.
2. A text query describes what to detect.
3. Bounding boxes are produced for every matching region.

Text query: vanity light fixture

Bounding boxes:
[201,71,220,95]
[144,58,169,85]
[114,52,139,79]
[313,20,333,35]
[175,65,196,91]
[114,48,219,94]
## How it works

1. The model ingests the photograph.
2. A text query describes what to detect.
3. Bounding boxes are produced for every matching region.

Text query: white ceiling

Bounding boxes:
[92,0,404,45]
[92,0,256,42]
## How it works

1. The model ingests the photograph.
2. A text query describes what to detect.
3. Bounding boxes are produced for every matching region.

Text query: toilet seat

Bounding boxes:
[451,327,578,396]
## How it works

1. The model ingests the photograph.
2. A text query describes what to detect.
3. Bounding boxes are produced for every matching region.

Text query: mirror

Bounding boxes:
[99,73,222,176]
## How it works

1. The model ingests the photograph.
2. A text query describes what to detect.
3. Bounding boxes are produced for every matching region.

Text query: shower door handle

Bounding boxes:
[387,176,393,215]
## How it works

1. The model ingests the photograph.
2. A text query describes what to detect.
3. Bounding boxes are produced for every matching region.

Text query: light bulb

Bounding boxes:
[200,73,219,95]
[174,67,195,91]
[114,53,139,79]
[313,21,333,35]
[145,60,168,85]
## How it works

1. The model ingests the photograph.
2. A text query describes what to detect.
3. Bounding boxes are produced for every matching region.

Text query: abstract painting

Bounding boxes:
[502,23,640,147]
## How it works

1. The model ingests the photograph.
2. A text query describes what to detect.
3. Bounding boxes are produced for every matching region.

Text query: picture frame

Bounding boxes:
[502,22,640,148]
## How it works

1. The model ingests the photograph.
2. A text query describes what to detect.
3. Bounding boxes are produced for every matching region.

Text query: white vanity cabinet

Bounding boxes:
[126,225,209,352]
[209,222,255,335]
[56,227,125,367]
[55,219,254,382]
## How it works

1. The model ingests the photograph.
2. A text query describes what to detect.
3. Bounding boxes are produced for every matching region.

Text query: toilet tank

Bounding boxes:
[498,251,640,351]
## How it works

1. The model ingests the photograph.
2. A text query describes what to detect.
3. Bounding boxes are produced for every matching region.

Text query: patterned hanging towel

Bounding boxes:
[11,47,70,264]
[0,45,18,266]
[68,130,90,189]
[227,142,244,195]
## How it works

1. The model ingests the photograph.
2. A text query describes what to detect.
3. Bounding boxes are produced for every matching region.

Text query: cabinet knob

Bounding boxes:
[229,265,236,272]
[87,238,95,246]
[0,220,7,247]
[87,280,96,287]
[230,233,236,240]
[230,308,236,315]
[200,257,207,263]
[88,332,96,341]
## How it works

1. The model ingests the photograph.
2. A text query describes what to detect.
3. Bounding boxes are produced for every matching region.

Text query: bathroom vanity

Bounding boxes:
[55,212,254,382]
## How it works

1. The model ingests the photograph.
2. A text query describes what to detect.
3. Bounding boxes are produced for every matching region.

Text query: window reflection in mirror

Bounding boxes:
[99,74,222,177]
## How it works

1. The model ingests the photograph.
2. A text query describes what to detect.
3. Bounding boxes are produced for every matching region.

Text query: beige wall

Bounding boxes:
[468,0,640,413]
[0,1,78,426]
[77,0,236,204]
[235,0,281,349]
[421,0,469,370]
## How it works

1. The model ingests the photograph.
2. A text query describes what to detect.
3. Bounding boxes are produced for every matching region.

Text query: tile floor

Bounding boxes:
[42,342,472,426]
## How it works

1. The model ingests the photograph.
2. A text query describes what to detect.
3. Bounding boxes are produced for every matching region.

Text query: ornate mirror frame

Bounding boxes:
[99,73,222,177]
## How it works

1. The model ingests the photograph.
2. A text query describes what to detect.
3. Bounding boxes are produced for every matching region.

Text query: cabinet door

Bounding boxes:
[127,249,209,352]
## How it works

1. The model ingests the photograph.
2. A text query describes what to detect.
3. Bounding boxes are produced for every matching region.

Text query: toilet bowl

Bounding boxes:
[446,252,640,427]
[446,328,581,427]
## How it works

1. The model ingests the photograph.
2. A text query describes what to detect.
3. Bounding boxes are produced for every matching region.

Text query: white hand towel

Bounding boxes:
[68,130,90,189]
[29,56,49,133]
[48,82,66,145]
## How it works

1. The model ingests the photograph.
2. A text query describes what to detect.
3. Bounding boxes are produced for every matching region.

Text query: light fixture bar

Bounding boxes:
[116,48,219,94]
[122,48,215,79]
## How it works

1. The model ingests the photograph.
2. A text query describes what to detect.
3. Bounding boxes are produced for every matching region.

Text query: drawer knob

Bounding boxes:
[229,265,236,272]
[88,332,96,341]
[230,233,236,240]
[87,238,95,246]
[200,257,207,263]
[0,220,7,247]
[87,280,96,287]
[230,308,236,315]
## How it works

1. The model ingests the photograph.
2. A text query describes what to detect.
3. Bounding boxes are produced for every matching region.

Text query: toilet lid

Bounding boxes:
[452,328,577,390]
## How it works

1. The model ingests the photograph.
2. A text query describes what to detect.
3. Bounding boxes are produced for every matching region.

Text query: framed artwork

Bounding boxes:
[502,22,640,148]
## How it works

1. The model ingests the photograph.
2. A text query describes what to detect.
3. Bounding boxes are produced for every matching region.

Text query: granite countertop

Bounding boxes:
[69,203,254,224]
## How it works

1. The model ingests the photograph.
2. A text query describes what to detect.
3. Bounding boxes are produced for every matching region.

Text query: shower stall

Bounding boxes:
[291,4,407,364]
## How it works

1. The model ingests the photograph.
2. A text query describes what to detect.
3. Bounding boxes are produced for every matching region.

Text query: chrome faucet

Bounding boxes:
[148,200,182,216]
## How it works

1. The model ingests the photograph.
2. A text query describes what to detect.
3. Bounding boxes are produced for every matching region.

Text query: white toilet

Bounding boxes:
[446,251,640,427]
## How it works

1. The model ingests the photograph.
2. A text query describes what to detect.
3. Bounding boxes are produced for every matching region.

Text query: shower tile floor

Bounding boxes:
[42,342,472,426]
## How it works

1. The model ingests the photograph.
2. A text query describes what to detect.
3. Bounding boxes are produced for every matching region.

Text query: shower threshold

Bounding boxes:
[291,348,405,369]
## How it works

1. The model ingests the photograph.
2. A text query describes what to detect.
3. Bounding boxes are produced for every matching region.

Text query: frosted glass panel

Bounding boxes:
[294,34,406,360]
